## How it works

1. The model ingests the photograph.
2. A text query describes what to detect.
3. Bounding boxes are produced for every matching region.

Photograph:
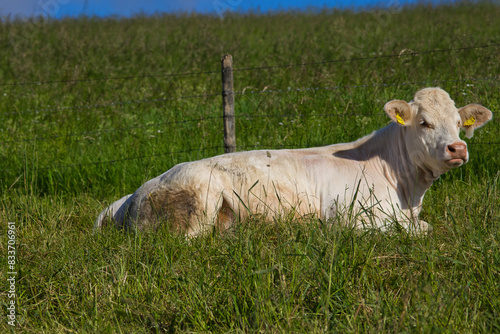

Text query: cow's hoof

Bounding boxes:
[416,220,433,235]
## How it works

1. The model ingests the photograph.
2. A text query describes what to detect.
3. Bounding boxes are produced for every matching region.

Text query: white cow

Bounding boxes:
[95,87,492,235]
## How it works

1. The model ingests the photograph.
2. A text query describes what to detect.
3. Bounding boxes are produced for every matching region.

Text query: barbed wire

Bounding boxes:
[232,43,500,72]
[1,42,498,87]
[1,146,224,173]
[0,115,222,145]
[2,92,221,116]
[233,75,500,96]
[4,74,499,117]
[0,69,220,87]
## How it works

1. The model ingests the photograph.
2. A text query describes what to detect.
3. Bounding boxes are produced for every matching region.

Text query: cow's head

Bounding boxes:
[384,87,492,178]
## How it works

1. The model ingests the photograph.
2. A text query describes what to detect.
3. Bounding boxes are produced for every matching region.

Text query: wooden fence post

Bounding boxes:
[221,54,236,153]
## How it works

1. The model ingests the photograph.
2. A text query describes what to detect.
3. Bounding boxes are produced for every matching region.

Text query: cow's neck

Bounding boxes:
[351,124,435,209]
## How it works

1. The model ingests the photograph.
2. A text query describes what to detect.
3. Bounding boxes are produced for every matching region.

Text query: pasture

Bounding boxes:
[1,2,500,332]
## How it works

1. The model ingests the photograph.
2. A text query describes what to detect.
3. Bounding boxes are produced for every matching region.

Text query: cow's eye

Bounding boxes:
[420,119,432,128]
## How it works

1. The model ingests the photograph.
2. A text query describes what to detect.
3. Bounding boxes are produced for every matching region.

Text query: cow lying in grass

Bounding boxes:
[95,87,492,235]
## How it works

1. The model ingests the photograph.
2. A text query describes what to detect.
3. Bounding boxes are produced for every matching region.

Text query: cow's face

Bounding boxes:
[385,87,493,178]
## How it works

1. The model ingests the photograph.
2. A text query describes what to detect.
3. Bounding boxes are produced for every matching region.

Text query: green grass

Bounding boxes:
[1,1,500,332]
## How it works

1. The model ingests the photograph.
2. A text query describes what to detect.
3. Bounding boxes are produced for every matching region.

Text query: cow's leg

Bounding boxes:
[399,218,432,234]
[214,194,238,232]
[196,186,238,235]
[416,220,432,234]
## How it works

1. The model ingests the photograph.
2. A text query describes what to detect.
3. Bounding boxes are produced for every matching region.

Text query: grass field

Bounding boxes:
[1,1,500,332]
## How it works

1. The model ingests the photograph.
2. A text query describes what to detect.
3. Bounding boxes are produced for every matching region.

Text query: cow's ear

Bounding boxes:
[384,100,413,126]
[458,104,493,138]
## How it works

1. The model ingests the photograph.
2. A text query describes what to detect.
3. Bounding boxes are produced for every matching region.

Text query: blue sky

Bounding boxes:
[1,0,456,19]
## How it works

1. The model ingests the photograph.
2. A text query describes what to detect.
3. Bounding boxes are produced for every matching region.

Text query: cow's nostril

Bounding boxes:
[447,142,467,159]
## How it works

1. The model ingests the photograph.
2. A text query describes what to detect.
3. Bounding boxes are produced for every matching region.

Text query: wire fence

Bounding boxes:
[0,115,224,145]
[232,43,500,72]
[2,42,499,87]
[2,42,500,173]
[32,146,225,171]
[1,92,222,116]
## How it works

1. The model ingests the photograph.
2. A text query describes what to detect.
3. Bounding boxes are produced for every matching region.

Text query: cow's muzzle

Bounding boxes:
[445,142,468,166]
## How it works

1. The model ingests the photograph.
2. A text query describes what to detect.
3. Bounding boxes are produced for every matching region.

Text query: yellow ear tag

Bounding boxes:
[464,116,475,127]
[396,112,405,125]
